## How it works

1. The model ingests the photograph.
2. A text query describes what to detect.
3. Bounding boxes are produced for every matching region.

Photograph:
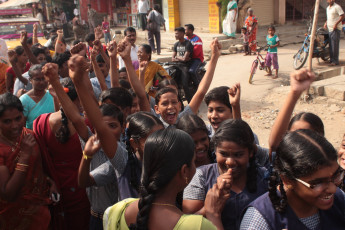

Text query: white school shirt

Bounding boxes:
[327,3,344,32]
[118,45,139,70]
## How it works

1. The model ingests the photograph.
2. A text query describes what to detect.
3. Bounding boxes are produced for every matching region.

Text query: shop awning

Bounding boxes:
[0,0,39,9]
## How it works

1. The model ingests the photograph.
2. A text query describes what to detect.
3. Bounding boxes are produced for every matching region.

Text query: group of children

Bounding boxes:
[241,25,279,79]
[0,24,345,230]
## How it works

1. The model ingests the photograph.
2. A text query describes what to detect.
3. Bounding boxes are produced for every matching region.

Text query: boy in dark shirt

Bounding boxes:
[172,27,194,102]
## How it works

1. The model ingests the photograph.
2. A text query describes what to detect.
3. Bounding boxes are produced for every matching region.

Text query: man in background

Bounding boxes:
[138,0,149,31]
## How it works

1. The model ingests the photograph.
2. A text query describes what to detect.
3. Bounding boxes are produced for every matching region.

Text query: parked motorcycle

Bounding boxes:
[159,61,206,101]
[293,20,330,70]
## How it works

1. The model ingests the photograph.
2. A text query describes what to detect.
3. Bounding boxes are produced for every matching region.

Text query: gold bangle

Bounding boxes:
[83,151,93,160]
[15,167,27,172]
[17,163,29,167]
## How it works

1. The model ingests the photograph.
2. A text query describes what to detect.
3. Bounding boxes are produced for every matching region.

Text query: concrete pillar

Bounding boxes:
[274,0,285,25]
[168,0,180,30]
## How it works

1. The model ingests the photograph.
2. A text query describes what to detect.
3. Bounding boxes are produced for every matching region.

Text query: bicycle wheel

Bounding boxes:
[293,49,308,70]
[249,60,258,84]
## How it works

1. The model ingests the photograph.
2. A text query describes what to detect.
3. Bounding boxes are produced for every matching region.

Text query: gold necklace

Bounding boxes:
[0,132,19,152]
[152,203,178,209]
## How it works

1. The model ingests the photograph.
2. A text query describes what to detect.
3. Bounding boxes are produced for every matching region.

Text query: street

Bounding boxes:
[195,42,345,148]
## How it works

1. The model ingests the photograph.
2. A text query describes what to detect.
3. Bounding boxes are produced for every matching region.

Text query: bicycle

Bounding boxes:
[248,45,271,84]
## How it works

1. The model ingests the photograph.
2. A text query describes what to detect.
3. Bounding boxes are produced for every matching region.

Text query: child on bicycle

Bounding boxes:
[265,25,280,79]
[240,27,250,55]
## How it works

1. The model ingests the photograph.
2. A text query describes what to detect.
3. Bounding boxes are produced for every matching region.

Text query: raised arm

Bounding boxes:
[269,69,315,154]
[42,63,89,141]
[68,55,118,159]
[94,39,110,69]
[20,31,39,65]
[90,46,108,91]
[55,30,66,54]
[228,83,241,119]
[33,24,39,45]
[78,135,100,187]
[189,39,221,114]
[7,50,28,86]
[107,41,120,88]
[118,41,150,112]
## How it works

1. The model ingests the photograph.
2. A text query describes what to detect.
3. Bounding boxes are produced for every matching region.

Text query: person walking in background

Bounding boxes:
[147,4,165,55]
[138,0,149,31]
[324,0,344,66]
[102,16,111,45]
[244,8,258,54]
[222,0,238,38]
[87,4,97,33]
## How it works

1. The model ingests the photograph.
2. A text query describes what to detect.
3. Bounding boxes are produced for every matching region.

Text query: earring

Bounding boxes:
[185,177,188,184]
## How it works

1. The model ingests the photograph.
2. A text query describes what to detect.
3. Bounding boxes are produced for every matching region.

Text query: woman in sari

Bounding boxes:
[244,8,258,54]
[222,0,238,38]
[136,44,170,97]
[19,64,57,129]
[0,93,57,230]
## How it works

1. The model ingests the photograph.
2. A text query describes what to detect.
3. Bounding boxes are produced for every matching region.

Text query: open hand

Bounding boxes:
[107,40,117,57]
[290,69,315,93]
[228,83,241,106]
[42,63,59,83]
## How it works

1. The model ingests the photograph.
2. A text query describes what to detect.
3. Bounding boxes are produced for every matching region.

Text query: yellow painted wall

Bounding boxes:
[168,0,180,30]
[209,0,220,33]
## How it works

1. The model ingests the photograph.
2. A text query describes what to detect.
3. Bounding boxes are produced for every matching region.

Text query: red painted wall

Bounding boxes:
[80,0,113,22]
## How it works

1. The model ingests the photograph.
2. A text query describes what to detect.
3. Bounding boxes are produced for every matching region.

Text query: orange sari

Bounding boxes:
[0,128,51,230]
[245,15,258,52]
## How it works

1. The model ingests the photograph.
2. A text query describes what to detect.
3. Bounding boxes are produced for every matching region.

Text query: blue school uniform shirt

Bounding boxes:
[79,128,128,213]
[241,188,345,230]
[183,163,268,230]
[91,74,111,99]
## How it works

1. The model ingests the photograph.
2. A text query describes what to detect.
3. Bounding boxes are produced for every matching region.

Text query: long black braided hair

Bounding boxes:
[125,112,163,192]
[130,128,195,230]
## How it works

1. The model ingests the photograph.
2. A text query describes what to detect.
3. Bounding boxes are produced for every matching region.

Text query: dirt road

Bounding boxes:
[198,43,345,149]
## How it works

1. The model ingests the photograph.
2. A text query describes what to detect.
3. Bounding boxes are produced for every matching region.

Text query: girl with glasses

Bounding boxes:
[240,129,345,229]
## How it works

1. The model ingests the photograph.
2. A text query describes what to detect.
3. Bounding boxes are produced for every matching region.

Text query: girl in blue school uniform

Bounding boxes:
[241,129,345,229]
[182,119,268,230]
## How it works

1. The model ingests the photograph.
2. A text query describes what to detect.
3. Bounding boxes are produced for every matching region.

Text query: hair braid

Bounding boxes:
[135,181,158,230]
[268,169,287,213]
[55,108,70,143]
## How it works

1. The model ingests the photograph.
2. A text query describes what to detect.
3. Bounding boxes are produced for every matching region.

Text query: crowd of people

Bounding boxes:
[1,4,345,230]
